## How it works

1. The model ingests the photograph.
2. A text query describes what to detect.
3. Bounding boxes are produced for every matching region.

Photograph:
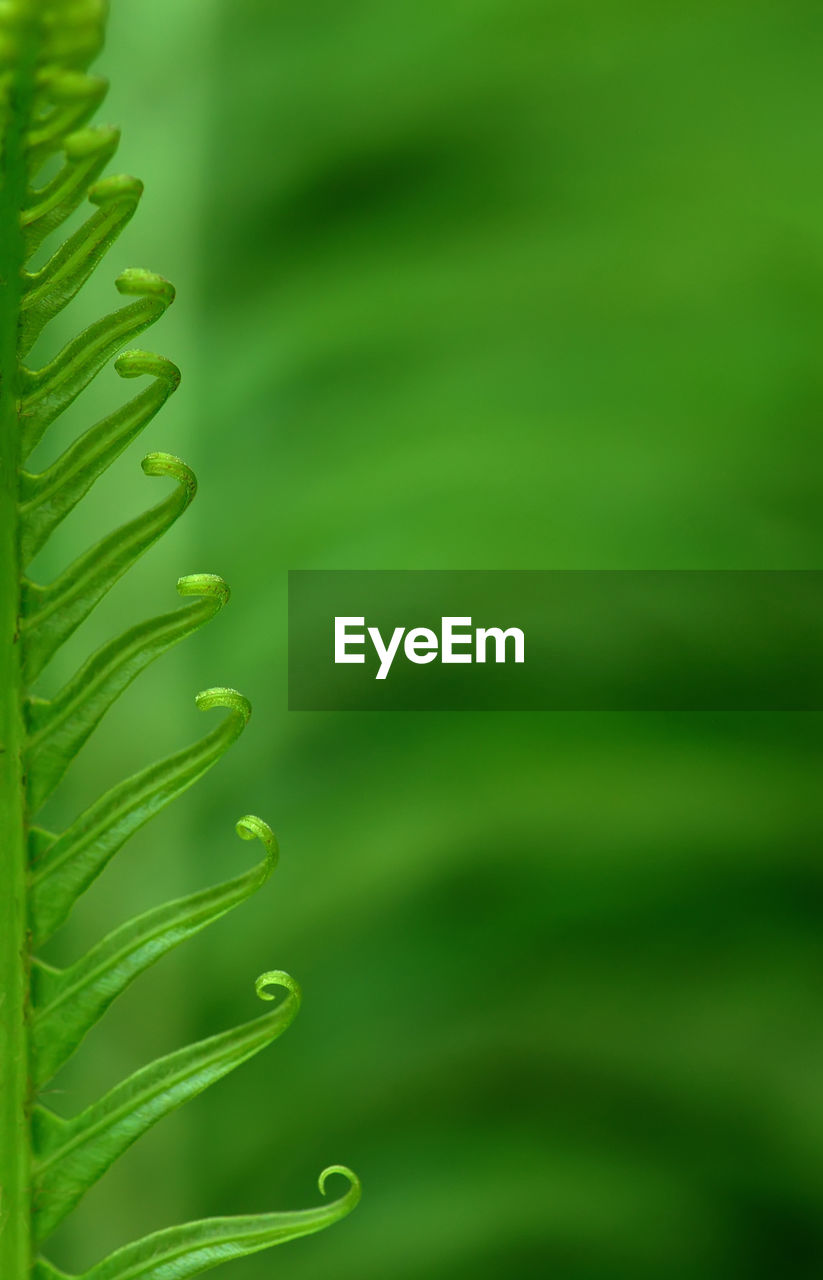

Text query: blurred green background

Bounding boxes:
[32,1,823,1276]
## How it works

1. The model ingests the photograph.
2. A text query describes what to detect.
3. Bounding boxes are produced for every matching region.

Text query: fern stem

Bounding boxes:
[0,8,35,1277]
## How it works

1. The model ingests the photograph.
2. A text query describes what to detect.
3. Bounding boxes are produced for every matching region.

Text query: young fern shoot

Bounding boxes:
[0,4,359,1278]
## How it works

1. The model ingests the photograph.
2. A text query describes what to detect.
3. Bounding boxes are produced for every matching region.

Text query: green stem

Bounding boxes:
[0,9,35,1278]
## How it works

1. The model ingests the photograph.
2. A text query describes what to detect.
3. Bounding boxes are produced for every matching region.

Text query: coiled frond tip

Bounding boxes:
[177,574,230,607]
[114,348,180,389]
[236,814,279,872]
[318,1166,361,1203]
[141,451,197,505]
[255,970,301,1008]
[195,687,252,723]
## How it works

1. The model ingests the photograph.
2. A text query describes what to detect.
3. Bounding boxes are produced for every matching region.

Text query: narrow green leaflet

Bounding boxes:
[22,123,120,258]
[32,974,303,1242]
[25,572,229,812]
[30,817,277,1085]
[25,71,108,173]
[19,351,180,565]
[20,267,174,458]
[21,454,197,685]
[31,1169,361,1280]
[28,688,252,944]
[20,174,143,355]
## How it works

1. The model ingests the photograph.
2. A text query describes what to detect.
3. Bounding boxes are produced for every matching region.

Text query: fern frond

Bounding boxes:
[24,568,227,810]
[30,816,278,1087]
[28,688,252,945]
[21,453,197,686]
[20,175,143,357]
[0,4,357,1278]
[20,268,174,458]
[19,351,180,566]
[32,972,302,1243]
[31,1168,362,1280]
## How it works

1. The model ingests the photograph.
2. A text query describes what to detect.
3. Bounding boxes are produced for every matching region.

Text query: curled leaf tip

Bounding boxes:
[114,348,180,387]
[64,124,119,159]
[236,814,279,872]
[177,574,231,607]
[88,173,143,206]
[255,970,301,1008]
[141,451,197,504]
[45,69,108,103]
[318,1165,362,1204]
[116,267,175,306]
[195,687,252,723]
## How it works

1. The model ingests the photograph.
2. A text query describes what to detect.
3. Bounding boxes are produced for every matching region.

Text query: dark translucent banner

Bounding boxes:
[288,570,823,711]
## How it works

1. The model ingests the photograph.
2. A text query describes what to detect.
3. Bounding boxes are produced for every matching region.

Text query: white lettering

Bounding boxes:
[441,616,473,664]
[475,626,525,664]
[404,627,438,664]
[334,616,526,678]
[368,625,405,680]
[335,616,366,663]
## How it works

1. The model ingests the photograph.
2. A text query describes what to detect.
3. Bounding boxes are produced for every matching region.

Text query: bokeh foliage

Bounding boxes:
[43,1,823,1276]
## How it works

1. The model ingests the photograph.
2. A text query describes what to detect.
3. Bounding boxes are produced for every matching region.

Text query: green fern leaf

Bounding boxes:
[19,349,180,565]
[30,815,278,1087]
[31,972,302,1243]
[30,1169,362,1280]
[28,688,252,945]
[0,4,358,1278]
